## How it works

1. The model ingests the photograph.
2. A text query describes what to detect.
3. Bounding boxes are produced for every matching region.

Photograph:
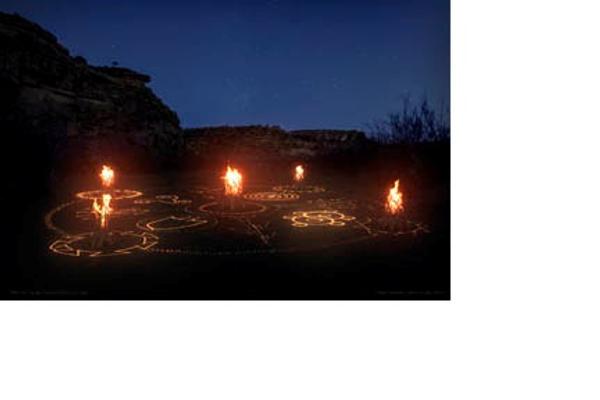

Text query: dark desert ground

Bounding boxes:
[5,146,449,300]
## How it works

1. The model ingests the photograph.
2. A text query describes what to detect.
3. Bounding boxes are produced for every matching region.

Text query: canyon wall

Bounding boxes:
[0,12,184,178]
[184,126,373,162]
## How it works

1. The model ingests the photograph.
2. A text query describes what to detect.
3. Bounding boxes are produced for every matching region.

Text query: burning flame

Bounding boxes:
[294,165,305,182]
[100,165,115,188]
[223,165,243,196]
[386,179,404,215]
[92,193,113,229]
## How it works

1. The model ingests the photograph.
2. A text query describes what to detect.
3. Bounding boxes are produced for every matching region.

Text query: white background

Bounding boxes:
[2,1,600,399]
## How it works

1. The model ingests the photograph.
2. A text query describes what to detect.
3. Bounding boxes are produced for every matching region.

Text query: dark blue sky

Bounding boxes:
[2,0,449,130]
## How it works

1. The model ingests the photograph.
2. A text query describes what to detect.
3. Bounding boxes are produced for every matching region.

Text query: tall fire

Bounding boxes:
[386,179,404,215]
[223,165,243,196]
[100,165,115,188]
[294,164,305,182]
[92,193,113,229]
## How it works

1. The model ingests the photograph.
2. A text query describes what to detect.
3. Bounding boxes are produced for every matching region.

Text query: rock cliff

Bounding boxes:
[184,126,372,162]
[0,12,183,176]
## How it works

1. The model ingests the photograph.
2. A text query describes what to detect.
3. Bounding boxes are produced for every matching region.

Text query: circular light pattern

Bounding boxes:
[136,215,210,232]
[45,200,78,236]
[283,210,356,228]
[272,185,325,194]
[76,189,143,200]
[242,191,300,202]
[47,186,429,259]
[49,231,158,257]
[76,207,150,221]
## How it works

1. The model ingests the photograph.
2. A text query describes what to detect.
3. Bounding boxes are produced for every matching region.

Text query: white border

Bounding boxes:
[3,1,600,399]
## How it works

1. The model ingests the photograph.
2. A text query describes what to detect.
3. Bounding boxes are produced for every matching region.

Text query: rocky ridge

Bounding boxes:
[0,12,183,175]
[184,126,372,161]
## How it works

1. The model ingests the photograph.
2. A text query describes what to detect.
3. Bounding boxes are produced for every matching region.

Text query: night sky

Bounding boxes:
[2,0,449,130]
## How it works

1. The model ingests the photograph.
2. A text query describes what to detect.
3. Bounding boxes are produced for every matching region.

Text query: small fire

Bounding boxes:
[294,165,305,182]
[223,165,243,196]
[99,165,115,188]
[92,193,113,229]
[386,179,404,215]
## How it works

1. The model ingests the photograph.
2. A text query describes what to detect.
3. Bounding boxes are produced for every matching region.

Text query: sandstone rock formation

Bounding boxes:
[184,126,372,162]
[0,12,183,177]
[288,129,371,157]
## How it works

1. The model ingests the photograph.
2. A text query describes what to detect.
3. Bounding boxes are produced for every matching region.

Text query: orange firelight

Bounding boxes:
[92,193,113,229]
[223,165,243,196]
[386,180,404,215]
[99,165,115,188]
[294,165,305,182]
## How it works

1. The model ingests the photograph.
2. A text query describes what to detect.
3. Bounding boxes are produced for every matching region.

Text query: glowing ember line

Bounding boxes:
[223,165,243,196]
[294,164,305,182]
[99,165,115,188]
[92,193,112,229]
[386,180,404,215]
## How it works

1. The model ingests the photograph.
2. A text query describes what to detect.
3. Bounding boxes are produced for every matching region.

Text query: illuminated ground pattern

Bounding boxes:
[283,210,355,228]
[272,184,326,194]
[242,191,300,202]
[46,184,427,258]
[134,194,192,205]
[137,215,211,232]
[76,207,150,221]
[49,231,158,257]
[76,189,143,200]
[198,201,268,216]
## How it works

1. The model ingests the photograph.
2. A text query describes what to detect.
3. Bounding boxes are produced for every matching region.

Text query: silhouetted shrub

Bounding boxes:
[367,97,449,144]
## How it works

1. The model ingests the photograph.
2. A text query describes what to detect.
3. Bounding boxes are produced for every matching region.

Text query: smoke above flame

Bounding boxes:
[223,165,243,196]
[386,179,404,215]
[100,165,115,188]
[294,165,305,182]
[92,193,113,229]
